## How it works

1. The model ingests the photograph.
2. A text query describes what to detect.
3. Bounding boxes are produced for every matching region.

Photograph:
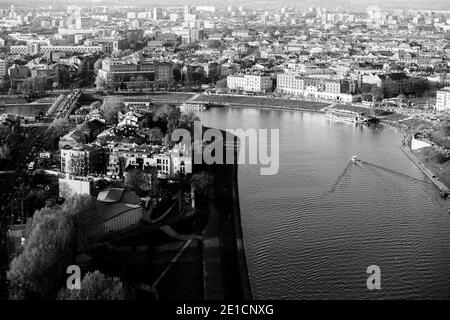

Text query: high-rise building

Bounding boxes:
[153,7,162,20]
[184,5,196,21]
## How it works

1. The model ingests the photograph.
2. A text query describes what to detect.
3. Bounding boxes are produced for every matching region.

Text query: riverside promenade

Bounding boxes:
[400,135,450,196]
[201,130,253,300]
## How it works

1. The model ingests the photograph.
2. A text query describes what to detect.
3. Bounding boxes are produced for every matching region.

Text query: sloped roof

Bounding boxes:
[97,188,124,203]
[97,188,141,205]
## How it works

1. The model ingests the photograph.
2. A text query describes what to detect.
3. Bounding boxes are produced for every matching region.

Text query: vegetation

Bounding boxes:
[124,167,157,196]
[57,271,130,300]
[153,104,199,139]
[100,97,126,123]
[7,195,100,299]
[191,171,214,199]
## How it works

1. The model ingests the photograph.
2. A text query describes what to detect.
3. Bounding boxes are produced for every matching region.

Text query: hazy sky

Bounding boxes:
[1,0,450,10]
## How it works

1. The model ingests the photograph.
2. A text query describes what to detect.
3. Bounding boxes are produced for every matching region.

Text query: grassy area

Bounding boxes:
[400,117,433,130]
[102,92,195,103]
[383,113,410,121]
[413,146,450,190]
[194,94,329,110]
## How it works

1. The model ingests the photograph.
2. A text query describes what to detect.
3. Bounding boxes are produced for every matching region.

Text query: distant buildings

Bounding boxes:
[97,58,173,90]
[362,73,416,98]
[0,58,10,77]
[436,87,450,111]
[10,44,102,55]
[153,7,163,21]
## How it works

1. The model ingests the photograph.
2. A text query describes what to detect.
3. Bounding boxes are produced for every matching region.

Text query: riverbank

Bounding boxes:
[199,129,253,300]
[411,146,450,194]
[193,93,328,111]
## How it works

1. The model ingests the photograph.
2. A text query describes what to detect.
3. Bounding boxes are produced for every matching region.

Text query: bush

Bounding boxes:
[57,271,130,300]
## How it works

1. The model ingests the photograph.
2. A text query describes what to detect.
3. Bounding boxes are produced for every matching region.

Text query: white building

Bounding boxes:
[10,44,102,55]
[276,72,357,103]
[277,72,305,95]
[436,87,450,111]
[59,175,93,198]
[106,143,192,180]
[227,74,273,93]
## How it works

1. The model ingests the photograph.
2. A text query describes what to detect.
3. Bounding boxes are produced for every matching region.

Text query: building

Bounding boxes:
[95,188,142,234]
[60,143,104,176]
[0,58,10,77]
[10,44,102,55]
[362,73,416,98]
[227,74,273,93]
[436,87,450,111]
[153,7,163,20]
[75,17,95,30]
[84,37,128,54]
[173,28,204,44]
[276,72,358,102]
[106,143,191,180]
[98,58,173,90]
[59,175,93,198]
[59,128,88,149]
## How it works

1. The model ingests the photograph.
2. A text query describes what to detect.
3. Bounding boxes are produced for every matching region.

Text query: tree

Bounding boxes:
[178,112,199,136]
[57,271,130,300]
[57,65,72,89]
[124,168,152,196]
[7,195,99,299]
[0,76,11,93]
[208,40,223,50]
[370,85,383,101]
[18,78,33,96]
[93,58,103,75]
[146,127,164,143]
[23,189,47,217]
[153,104,182,136]
[100,97,126,124]
[191,171,214,199]
[172,68,182,82]
[215,78,228,90]
[52,118,71,135]
[8,206,75,299]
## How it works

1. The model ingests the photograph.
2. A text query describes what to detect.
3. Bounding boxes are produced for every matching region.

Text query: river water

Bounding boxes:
[197,107,450,300]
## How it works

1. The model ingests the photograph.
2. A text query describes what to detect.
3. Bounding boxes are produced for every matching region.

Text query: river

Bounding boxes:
[197,107,450,300]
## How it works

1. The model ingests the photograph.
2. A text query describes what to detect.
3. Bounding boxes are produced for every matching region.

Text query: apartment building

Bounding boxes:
[98,58,173,90]
[362,72,416,98]
[227,74,273,93]
[60,143,104,176]
[106,143,192,180]
[436,87,450,111]
[276,72,357,102]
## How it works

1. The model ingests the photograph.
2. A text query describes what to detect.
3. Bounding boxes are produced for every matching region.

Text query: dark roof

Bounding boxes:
[388,73,408,80]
